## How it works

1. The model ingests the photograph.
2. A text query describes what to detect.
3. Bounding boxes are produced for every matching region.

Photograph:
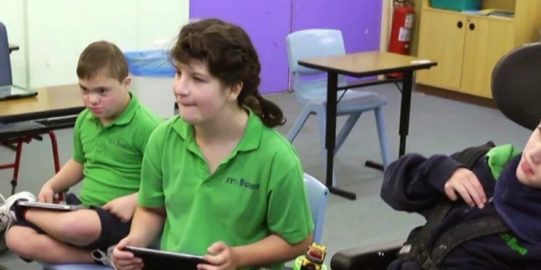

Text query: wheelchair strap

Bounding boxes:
[430,215,509,265]
[397,201,450,270]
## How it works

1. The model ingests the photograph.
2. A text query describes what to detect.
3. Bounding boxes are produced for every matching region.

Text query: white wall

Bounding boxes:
[1,0,189,88]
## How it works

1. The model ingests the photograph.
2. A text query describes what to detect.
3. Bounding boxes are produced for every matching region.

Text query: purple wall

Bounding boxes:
[190,0,382,93]
[291,0,382,53]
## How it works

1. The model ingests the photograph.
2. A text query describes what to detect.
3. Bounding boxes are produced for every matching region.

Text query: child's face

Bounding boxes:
[516,121,541,188]
[79,72,131,124]
[172,60,240,125]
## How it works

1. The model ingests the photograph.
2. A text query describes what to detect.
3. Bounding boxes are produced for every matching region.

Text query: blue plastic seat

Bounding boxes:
[303,173,329,243]
[286,29,390,186]
[42,263,112,270]
[0,21,13,86]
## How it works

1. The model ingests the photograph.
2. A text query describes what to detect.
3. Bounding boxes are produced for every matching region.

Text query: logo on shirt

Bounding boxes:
[501,233,528,256]
[226,177,260,190]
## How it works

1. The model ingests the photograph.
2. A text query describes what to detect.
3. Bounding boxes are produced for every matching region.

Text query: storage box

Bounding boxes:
[130,75,175,118]
[431,0,481,11]
[124,50,175,77]
[124,50,176,118]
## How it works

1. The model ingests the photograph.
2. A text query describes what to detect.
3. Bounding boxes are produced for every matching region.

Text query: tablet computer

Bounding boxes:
[17,201,85,211]
[0,85,38,100]
[124,246,206,270]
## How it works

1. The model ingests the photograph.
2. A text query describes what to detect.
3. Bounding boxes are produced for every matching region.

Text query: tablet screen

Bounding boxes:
[17,201,84,211]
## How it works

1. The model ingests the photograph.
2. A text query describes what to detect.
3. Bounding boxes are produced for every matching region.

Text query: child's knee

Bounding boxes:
[6,226,38,257]
[60,211,101,241]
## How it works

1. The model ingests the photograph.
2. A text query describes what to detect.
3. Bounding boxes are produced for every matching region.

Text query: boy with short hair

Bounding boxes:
[0,40,162,265]
[381,120,541,269]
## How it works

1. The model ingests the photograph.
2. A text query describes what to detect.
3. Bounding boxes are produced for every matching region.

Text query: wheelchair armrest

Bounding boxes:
[330,241,402,270]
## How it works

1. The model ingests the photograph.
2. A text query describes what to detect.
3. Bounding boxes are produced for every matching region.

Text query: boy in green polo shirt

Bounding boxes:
[112,19,314,270]
[1,40,162,266]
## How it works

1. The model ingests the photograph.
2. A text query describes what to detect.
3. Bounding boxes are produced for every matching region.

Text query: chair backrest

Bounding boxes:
[0,21,13,86]
[287,29,345,76]
[286,29,347,102]
[492,42,541,130]
[304,173,329,243]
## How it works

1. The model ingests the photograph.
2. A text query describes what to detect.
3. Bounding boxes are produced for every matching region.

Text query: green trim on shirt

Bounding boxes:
[485,144,520,180]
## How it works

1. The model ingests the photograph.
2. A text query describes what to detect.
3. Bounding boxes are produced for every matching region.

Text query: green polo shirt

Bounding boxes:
[74,94,162,206]
[139,111,313,268]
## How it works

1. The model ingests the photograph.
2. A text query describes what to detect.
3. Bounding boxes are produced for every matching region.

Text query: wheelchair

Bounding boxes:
[331,244,400,270]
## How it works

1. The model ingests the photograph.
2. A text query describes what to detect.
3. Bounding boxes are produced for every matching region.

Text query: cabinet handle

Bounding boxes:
[469,22,475,31]
[457,21,463,29]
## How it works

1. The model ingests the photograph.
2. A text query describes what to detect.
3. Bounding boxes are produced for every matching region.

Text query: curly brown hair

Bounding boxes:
[171,18,285,127]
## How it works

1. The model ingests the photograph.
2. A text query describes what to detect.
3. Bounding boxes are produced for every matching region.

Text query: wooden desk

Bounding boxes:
[0,84,84,123]
[299,51,437,200]
[0,84,82,194]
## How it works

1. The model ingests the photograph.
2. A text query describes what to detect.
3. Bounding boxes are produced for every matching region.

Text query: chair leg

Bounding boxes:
[287,105,312,142]
[374,107,390,168]
[335,112,361,154]
[47,131,65,202]
[48,131,61,173]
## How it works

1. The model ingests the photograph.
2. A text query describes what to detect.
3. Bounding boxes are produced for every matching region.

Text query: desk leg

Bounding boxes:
[398,70,413,157]
[326,73,356,200]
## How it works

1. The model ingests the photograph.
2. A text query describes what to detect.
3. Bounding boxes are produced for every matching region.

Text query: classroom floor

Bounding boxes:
[0,83,530,269]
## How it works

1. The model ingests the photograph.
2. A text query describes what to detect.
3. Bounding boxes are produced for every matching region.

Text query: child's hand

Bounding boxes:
[199,241,239,270]
[102,194,137,222]
[444,168,487,208]
[112,236,144,270]
[37,183,55,203]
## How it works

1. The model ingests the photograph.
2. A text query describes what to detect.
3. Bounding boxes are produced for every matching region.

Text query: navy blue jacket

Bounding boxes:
[381,150,541,270]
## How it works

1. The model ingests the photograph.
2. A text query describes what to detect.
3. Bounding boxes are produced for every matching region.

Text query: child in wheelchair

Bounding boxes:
[380,119,541,269]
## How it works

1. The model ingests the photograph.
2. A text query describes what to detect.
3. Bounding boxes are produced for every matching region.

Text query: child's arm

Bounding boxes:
[112,206,165,269]
[102,192,138,222]
[38,159,84,202]
[443,167,487,209]
[381,153,463,213]
[201,233,313,270]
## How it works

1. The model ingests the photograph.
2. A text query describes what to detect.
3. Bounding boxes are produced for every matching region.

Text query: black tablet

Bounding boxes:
[124,246,206,270]
[17,201,85,211]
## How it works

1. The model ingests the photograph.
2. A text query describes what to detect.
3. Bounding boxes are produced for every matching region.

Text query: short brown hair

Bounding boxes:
[76,40,128,82]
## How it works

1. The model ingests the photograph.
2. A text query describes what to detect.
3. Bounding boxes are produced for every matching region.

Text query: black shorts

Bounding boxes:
[14,193,131,251]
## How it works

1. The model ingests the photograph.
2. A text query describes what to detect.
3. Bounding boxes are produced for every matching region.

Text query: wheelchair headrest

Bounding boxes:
[491,42,541,130]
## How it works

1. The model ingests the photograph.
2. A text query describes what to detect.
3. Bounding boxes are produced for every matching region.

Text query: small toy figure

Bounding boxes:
[298,243,327,270]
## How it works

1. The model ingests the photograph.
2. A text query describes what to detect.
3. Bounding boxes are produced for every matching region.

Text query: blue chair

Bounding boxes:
[286,29,390,186]
[0,22,12,86]
[42,264,112,270]
[283,173,328,270]
[303,173,329,243]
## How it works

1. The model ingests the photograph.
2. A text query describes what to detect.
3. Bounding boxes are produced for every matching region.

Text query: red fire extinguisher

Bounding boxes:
[388,0,415,55]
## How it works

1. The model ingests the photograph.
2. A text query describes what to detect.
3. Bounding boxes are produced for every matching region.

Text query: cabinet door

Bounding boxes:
[461,17,514,98]
[417,10,466,90]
